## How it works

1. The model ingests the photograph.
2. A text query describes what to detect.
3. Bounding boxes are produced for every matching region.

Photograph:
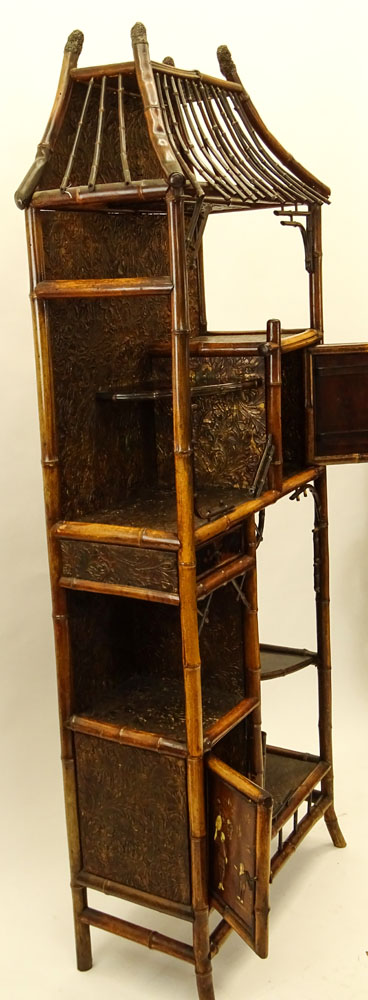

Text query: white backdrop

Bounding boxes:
[1,2,367,998]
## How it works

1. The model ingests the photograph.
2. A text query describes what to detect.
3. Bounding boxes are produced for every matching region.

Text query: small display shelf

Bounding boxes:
[97,377,262,401]
[260,644,317,680]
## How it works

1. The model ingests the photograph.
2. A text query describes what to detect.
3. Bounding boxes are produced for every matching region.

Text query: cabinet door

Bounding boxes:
[311,344,368,462]
[207,754,272,959]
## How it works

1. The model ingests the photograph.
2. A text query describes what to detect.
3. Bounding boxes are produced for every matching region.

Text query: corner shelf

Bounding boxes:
[260,644,317,680]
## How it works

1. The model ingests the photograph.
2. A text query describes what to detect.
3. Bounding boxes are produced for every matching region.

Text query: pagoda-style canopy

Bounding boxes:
[15,25,330,214]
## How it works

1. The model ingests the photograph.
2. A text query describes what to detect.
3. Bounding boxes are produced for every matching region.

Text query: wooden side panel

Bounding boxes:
[60,539,178,593]
[207,755,271,957]
[312,345,368,462]
[75,733,191,904]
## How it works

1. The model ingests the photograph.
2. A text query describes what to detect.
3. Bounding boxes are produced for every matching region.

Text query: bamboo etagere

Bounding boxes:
[16,23,368,1000]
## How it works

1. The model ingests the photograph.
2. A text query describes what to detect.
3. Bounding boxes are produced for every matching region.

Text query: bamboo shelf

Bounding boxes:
[16,21,368,1000]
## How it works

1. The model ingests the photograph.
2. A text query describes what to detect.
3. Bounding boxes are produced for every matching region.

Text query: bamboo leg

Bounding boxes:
[26,208,92,969]
[167,175,215,1000]
[314,472,346,848]
[243,516,264,785]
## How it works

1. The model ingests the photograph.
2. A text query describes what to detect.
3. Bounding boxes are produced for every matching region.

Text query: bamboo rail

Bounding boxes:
[314,473,346,848]
[32,181,169,209]
[75,871,193,922]
[33,277,173,299]
[167,171,215,1000]
[196,553,254,598]
[59,576,180,605]
[203,697,259,751]
[53,520,179,550]
[67,715,187,757]
[80,908,195,964]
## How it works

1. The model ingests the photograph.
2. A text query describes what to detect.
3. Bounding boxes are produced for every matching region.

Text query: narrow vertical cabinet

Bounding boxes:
[15,23,367,1000]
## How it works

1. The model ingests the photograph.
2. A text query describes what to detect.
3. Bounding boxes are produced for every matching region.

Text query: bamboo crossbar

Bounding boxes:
[33,277,173,299]
[203,697,259,751]
[52,520,179,549]
[80,907,195,964]
[271,793,332,878]
[59,575,180,605]
[196,553,254,598]
[194,467,323,545]
[67,714,187,757]
[271,759,330,836]
[75,871,193,922]
[32,181,169,209]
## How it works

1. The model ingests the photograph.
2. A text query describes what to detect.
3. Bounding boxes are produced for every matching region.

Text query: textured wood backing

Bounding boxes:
[75,733,191,903]
[154,355,266,489]
[40,79,162,189]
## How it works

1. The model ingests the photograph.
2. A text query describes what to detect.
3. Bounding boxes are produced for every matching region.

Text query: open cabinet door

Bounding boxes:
[207,754,272,958]
[310,344,368,463]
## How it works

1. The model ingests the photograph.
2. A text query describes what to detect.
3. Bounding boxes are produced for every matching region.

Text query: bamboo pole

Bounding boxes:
[25,207,92,971]
[265,319,283,492]
[80,908,195,964]
[243,516,264,785]
[75,870,193,921]
[196,553,254,598]
[314,473,346,847]
[305,205,323,462]
[15,31,84,209]
[167,172,215,1000]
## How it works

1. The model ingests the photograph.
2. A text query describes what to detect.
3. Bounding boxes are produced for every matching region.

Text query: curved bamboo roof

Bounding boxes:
[15,25,330,211]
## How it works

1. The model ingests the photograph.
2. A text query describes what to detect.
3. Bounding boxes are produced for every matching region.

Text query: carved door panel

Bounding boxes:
[310,344,368,463]
[207,753,272,958]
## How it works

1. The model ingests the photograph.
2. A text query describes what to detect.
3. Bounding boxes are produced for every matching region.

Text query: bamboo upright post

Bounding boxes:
[307,204,345,847]
[243,516,264,785]
[313,474,346,848]
[167,173,215,1000]
[265,319,283,492]
[25,207,92,970]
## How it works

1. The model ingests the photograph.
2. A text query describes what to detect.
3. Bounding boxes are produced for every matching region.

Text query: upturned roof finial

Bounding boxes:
[131,22,147,44]
[217,44,237,79]
[65,30,84,56]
